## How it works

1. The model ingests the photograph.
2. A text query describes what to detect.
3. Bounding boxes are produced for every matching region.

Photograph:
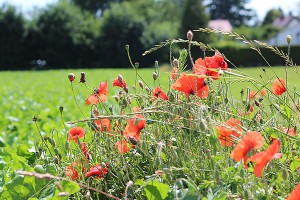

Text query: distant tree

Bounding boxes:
[71,0,127,15]
[205,0,255,27]
[180,0,209,42]
[262,8,284,26]
[25,1,101,68]
[0,4,25,70]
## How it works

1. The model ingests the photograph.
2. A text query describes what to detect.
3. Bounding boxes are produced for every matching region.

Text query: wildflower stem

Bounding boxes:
[34,121,53,157]
[70,82,86,118]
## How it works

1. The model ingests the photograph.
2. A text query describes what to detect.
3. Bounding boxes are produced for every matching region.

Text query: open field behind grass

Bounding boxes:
[1,66,300,145]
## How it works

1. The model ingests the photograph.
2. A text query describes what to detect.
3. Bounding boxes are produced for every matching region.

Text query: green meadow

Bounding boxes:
[1,66,299,145]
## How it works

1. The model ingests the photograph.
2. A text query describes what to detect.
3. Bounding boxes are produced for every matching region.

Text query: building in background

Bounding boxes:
[268,16,300,45]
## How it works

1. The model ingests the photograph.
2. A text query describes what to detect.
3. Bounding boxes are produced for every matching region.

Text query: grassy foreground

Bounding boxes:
[1,64,300,199]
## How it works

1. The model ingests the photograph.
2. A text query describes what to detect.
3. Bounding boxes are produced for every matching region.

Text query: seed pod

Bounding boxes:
[286,34,292,44]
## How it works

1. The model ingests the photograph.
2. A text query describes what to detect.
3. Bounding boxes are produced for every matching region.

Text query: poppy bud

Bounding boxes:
[84,191,91,200]
[126,180,134,187]
[282,168,289,180]
[132,85,136,91]
[79,72,86,83]
[173,59,179,68]
[124,87,129,93]
[153,71,158,81]
[68,73,75,82]
[125,44,129,51]
[145,86,150,93]
[33,116,37,122]
[199,119,207,131]
[129,136,138,145]
[254,100,260,107]
[286,34,292,45]
[118,74,123,83]
[135,62,139,69]
[65,140,70,150]
[155,60,159,69]
[53,156,59,164]
[200,45,206,52]
[59,106,63,114]
[114,96,119,102]
[187,30,193,41]
[138,80,144,89]
[214,170,220,183]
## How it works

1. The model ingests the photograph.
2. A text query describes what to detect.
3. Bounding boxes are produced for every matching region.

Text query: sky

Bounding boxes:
[0,0,299,20]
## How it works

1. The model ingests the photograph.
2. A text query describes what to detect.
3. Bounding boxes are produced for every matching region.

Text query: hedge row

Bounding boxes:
[194,45,300,67]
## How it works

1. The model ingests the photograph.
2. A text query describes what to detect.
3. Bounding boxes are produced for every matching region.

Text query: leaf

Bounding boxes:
[290,159,300,171]
[143,180,169,200]
[60,180,80,194]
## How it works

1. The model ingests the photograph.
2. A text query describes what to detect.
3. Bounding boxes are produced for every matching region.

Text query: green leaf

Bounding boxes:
[60,180,80,194]
[0,137,6,147]
[290,159,300,171]
[143,180,169,200]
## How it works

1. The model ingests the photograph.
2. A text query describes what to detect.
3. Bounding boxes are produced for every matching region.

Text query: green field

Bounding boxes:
[1,66,299,145]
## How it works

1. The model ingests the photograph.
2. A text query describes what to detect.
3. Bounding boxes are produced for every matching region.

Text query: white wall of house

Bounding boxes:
[269,25,300,46]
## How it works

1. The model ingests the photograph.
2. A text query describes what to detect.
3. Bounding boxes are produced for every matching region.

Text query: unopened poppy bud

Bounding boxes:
[33,116,37,122]
[200,45,206,52]
[187,30,193,41]
[145,86,150,93]
[128,97,132,104]
[173,59,179,68]
[84,191,91,200]
[282,168,289,180]
[129,136,138,145]
[286,35,292,44]
[155,60,159,69]
[59,106,63,114]
[101,162,106,168]
[138,80,144,89]
[132,85,136,91]
[53,155,59,164]
[199,119,207,131]
[79,72,86,83]
[68,73,75,82]
[118,74,123,83]
[124,87,129,93]
[135,62,139,69]
[126,180,134,187]
[125,44,129,51]
[114,96,119,102]
[254,100,260,107]
[65,140,70,150]
[214,170,220,183]
[153,71,158,80]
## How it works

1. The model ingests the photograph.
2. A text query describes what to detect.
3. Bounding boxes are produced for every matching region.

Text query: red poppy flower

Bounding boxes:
[230,131,264,168]
[215,118,242,146]
[248,139,281,177]
[152,86,168,100]
[94,117,111,132]
[280,126,296,136]
[249,91,257,100]
[86,81,108,105]
[123,107,146,141]
[260,89,267,96]
[170,67,178,80]
[113,75,127,89]
[193,58,207,75]
[65,162,79,180]
[271,78,286,96]
[68,127,85,142]
[171,73,209,99]
[205,51,228,80]
[85,164,109,178]
[286,183,300,200]
[115,140,130,154]
[81,142,91,161]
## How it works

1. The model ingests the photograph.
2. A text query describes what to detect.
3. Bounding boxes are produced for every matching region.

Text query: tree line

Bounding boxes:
[0,0,272,70]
